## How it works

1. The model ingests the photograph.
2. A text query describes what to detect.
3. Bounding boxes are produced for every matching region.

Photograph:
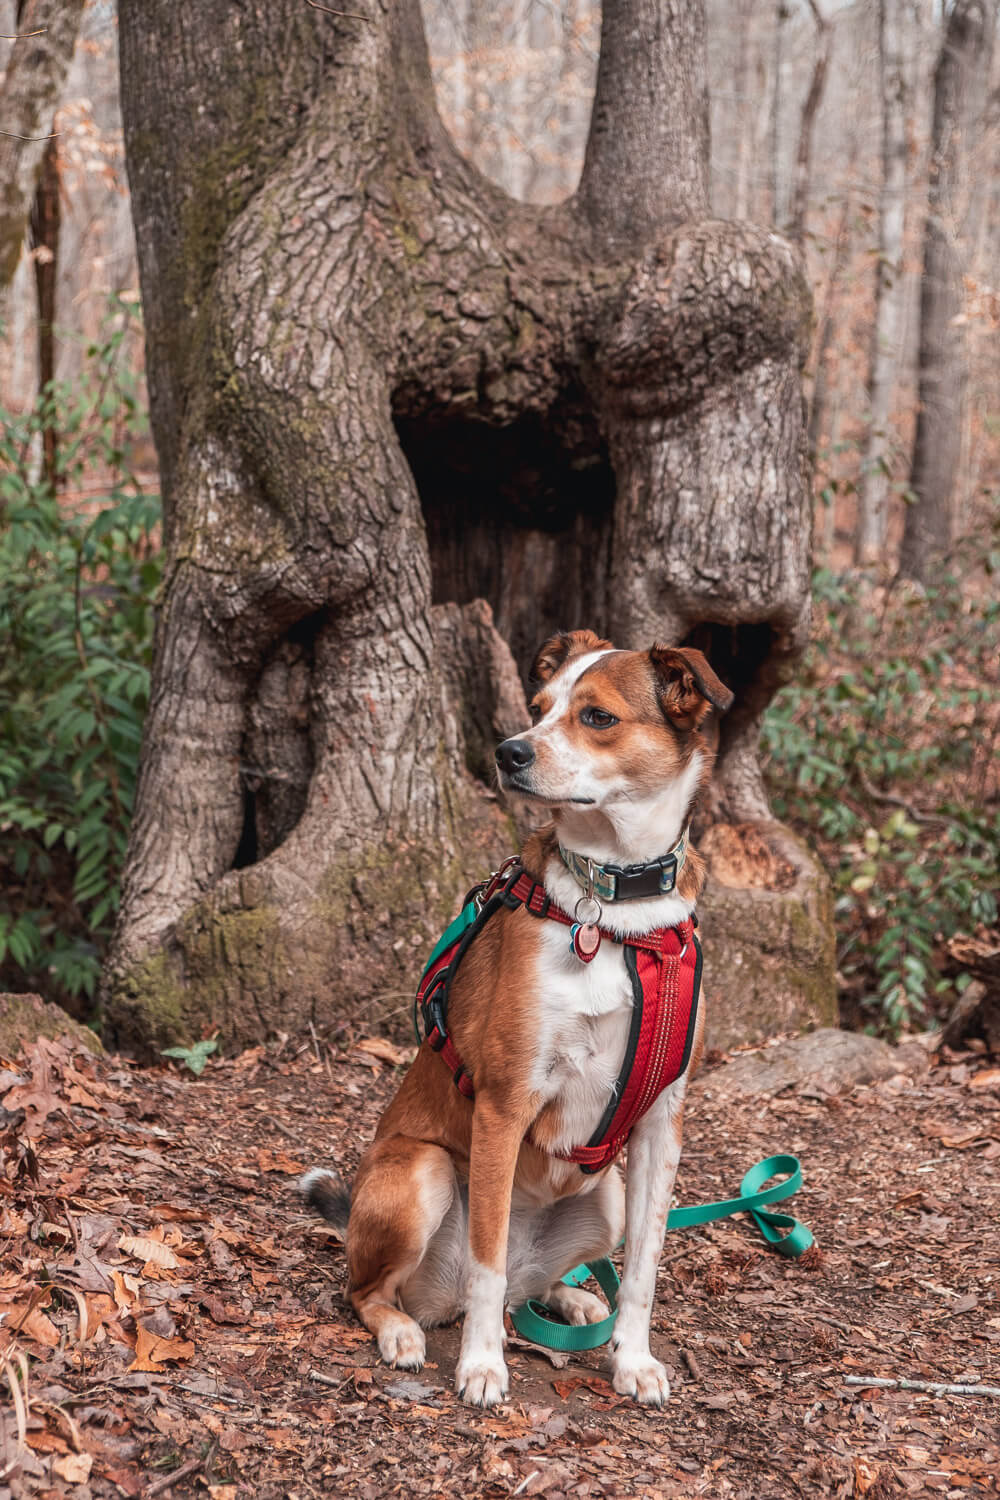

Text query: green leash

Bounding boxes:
[510,1154,814,1352]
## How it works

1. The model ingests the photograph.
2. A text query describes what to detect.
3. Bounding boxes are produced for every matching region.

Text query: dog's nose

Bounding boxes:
[495,738,535,776]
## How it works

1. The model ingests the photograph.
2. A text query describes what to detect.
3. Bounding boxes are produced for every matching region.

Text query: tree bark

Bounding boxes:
[109,0,814,1052]
[856,0,908,566]
[0,0,83,294]
[901,0,997,581]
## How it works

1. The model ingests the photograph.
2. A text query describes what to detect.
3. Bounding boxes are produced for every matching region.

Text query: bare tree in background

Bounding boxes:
[786,0,832,244]
[901,0,998,580]
[0,0,84,295]
[108,0,817,1051]
[856,0,907,566]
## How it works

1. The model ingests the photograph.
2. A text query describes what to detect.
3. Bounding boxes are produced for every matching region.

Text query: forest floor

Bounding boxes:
[2,1032,999,1500]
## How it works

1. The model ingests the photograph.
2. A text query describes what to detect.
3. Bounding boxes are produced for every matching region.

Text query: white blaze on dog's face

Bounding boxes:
[495,630,734,859]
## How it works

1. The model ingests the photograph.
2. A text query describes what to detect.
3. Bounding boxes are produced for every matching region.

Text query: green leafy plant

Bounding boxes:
[160,1038,220,1076]
[762,545,1000,1035]
[0,299,161,1009]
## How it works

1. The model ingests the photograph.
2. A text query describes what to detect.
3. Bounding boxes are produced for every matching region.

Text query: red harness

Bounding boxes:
[416,862,702,1173]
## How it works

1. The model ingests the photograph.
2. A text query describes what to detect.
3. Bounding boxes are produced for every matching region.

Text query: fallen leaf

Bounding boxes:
[552,1374,615,1400]
[250,1147,306,1175]
[0,1299,60,1348]
[118,1229,180,1270]
[129,1323,195,1371]
[854,1458,880,1496]
[969,1068,1000,1091]
[25,1430,71,1455]
[111,1270,144,1313]
[53,1452,93,1484]
[352,1036,416,1067]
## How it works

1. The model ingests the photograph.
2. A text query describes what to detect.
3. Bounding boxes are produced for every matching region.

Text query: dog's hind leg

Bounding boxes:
[347,1135,456,1371]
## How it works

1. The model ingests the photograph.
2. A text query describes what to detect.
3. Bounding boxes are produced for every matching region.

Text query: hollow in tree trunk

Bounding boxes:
[108,0,832,1054]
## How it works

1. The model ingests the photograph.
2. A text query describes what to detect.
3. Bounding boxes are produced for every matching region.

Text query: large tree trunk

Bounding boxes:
[108,0,821,1053]
[0,0,83,294]
[901,0,997,581]
[856,0,907,566]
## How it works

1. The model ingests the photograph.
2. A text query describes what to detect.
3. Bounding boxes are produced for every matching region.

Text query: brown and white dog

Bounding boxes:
[303,630,733,1407]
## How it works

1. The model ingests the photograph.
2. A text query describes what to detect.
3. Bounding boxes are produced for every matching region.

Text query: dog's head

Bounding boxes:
[494,630,733,829]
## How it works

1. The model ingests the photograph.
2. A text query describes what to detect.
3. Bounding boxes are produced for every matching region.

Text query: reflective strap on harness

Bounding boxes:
[509,1154,814,1350]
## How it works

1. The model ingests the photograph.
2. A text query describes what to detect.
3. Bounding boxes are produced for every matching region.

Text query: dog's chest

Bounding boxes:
[529,922,634,1149]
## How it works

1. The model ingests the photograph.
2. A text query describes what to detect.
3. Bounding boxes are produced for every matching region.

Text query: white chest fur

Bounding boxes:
[528,919,635,1155]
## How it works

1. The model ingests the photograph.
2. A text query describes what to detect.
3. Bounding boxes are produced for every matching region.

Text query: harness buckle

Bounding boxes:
[420,975,449,1050]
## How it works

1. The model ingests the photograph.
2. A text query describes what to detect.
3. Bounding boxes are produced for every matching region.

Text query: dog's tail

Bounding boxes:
[299,1167,351,1235]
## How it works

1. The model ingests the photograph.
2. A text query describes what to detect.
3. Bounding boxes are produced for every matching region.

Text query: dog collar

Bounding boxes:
[558,828,689,902]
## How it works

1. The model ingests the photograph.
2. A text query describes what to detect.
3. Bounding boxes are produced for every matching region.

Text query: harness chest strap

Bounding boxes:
[415,864,702,1173]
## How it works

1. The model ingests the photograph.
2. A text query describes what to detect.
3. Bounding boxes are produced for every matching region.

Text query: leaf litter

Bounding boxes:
[0,1030,998,1498]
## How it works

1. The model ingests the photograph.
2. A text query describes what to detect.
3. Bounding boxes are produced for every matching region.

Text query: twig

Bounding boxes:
[855,766,959,833]
[0,1347,29,1482]
[309,1367,342,1388]
[844,1375,1000,1398]
[175,1383,243,1405]
[304,0,372,20]
[0,28,46,38]
[142,1456,205,1496]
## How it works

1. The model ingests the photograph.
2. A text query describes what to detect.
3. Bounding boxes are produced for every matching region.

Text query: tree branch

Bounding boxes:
[575,0,710,257]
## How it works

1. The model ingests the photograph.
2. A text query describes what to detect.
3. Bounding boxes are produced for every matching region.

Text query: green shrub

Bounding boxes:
[762,546,1000,1035]
[0,301,161,1009]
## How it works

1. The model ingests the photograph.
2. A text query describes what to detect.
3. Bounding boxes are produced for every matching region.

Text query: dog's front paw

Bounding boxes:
[612,1353,671,1405]
[378,1317,426,1371]
[456,1354,508,1407]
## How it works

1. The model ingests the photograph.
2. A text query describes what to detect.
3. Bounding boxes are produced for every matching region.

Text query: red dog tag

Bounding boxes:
[570,922,601,963]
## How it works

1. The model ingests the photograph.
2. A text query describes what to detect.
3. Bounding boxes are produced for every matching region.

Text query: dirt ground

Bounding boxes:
[1,1031,999,1500]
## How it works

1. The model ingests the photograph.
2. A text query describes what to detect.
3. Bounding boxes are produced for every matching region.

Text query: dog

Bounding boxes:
[302,629,733,1407]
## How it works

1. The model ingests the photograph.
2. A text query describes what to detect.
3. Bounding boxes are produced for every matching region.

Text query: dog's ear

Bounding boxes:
[531,629,613,684]
[649,645,734,729]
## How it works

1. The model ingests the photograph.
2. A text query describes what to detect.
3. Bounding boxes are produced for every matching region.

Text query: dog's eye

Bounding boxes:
[528,702,542,724]
[581,706,618,729]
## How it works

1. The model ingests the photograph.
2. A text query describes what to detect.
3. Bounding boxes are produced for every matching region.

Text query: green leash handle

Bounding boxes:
[510,1154,813,1351]
[666,1153,814,1257]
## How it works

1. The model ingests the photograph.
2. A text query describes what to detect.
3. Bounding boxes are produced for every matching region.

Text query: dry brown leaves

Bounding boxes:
[1,1030,999,1498]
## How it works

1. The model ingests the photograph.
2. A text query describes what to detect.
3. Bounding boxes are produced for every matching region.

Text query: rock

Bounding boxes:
[696,821,837,1050]
[0,992,103,1058]
[704,1027,902,1098]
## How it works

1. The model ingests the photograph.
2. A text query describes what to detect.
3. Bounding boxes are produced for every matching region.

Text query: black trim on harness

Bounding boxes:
[578,943,646,1176]
[676,933,703,1078]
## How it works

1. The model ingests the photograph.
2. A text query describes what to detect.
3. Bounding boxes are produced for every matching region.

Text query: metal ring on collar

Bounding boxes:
[574,894,603,927]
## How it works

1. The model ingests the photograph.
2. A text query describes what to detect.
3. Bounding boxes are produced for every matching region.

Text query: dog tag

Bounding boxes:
[570,922,601,964]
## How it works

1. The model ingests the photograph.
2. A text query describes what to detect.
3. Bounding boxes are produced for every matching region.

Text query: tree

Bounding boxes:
[786,0,832,246]
[901,0,997,581]
[856,0,907,567]
[0,0,84,295]
[108,0,817,1051]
